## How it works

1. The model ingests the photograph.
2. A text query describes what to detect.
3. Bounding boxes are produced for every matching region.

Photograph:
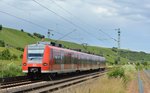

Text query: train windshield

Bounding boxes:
[28,49,44,63]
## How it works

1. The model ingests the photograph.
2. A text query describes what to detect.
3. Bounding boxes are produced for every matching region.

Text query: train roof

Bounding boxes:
[27,41,105,59]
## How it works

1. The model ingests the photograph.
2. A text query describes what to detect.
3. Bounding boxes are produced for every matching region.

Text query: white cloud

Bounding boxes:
[1,0,150,52]
[93,6,118,16]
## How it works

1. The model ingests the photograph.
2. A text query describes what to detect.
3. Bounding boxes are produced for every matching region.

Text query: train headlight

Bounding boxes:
[23,63,27,66]
[43,63,48,66]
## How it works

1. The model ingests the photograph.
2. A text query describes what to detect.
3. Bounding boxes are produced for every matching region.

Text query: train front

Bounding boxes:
[22,43,50,75]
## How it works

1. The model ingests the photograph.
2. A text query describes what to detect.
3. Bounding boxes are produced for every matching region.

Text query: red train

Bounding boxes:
[22,42,106,75]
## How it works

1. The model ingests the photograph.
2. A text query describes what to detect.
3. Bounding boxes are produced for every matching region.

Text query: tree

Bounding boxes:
[33,32,45,39]
[21,29,24,32]
[0,24,2,30]
[0,40,5,47]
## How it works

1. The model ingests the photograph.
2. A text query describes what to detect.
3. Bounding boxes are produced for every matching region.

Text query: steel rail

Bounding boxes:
[0,71,106,93]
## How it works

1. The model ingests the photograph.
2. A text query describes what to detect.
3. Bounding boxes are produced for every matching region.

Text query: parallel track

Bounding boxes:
[0,71,106,93]
[0,76,29,85]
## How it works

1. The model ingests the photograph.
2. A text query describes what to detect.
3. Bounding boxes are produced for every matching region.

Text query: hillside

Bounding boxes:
[0,27,150,64]
[0,27,40,48]
[0,27,150,77]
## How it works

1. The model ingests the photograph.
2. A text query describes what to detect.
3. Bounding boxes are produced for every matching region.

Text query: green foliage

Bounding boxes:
[11,54,18,60]
[20,54,23,59]
[33,32,45,39]
[135,62,140,66]
[0,40,5,47]
[27,33,34,38]
[21,29,24,32]
[114,59,118,65]
[112,47,117,52]
[16,47,24,51]
[141,61,148,66]
[0,24,2,30]
[0,27,41,48]
[0,27,150,65]
[0,49,18,60]
[107,66,133,87]
[107,67,125,78]
[0,63,23,77]
[120,50,150,62]
[135,62,150,70]
[0,49,11,60]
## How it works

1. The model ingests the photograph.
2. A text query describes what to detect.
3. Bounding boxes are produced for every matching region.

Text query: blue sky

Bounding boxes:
[0,0,150,53]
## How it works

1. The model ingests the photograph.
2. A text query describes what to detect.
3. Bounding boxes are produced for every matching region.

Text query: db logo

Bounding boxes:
[33,64,37,66]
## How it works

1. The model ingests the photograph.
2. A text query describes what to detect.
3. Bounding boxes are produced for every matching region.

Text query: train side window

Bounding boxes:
[64,52,71,64]
[74,54,78,64]
[53,49,61,64]
[61,51,64,64]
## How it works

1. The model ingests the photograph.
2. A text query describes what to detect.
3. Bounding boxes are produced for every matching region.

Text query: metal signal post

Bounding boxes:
[48,29,53,39]
[114,28,121,64]
[116,28,121,64]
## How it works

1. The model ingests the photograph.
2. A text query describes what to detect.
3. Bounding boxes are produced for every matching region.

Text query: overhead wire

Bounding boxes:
[32,0,107,44]
[0,1,83,43]
[0,10,81,42]
[49,0,116,42]
[1,0,116,46]
[55,29,77,42]
[0,10,47,30]
[99,29,117,41]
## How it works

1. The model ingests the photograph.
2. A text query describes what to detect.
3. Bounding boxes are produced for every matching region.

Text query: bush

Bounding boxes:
[0,49,18,60]
[21,29,24,32]
[0,49,11,60]
[107,67,125,78]
[142,61,148,66]
[0,40,5,47]
[16,47,24,51]
[112,47,117,52]
[33,32,45,39]
[0,63,23,77]
[27,33,34,38]
[11,54,18,60]
[20,54,23,59]
[0,24,2,30]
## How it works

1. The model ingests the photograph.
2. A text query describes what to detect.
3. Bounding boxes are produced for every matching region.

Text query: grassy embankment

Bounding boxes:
[59,65,137,93]
[0,27,40,77]
[0,47,23,77]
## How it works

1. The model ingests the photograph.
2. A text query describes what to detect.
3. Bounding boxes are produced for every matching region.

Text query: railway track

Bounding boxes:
[0,76,29,85]
[0,71,106,93]
[0,80,42,89]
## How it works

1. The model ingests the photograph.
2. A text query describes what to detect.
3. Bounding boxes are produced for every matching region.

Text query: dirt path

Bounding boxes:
[127,70,150,93]
[126,75,138,93]
[140,70,150,93]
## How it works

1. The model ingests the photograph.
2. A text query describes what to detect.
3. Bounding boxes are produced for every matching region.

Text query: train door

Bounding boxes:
[68,53,72,70]
[81,55,84,69]
[73,53,78,70]
[50,48,53,71]
[53,49,61,71]
[60,51,64,71]
[76,54,80,70]
[71,53,73,70]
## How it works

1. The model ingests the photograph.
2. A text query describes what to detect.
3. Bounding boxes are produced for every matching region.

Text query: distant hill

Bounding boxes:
[0,27,150,64]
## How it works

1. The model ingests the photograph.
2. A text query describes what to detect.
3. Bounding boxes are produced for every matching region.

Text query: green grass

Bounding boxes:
[0,47,23,77]
[0,47,23,57]
[0,27,130,64]
[0,27,40,48]
[0,61,23,77]
[0,27,148,77]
